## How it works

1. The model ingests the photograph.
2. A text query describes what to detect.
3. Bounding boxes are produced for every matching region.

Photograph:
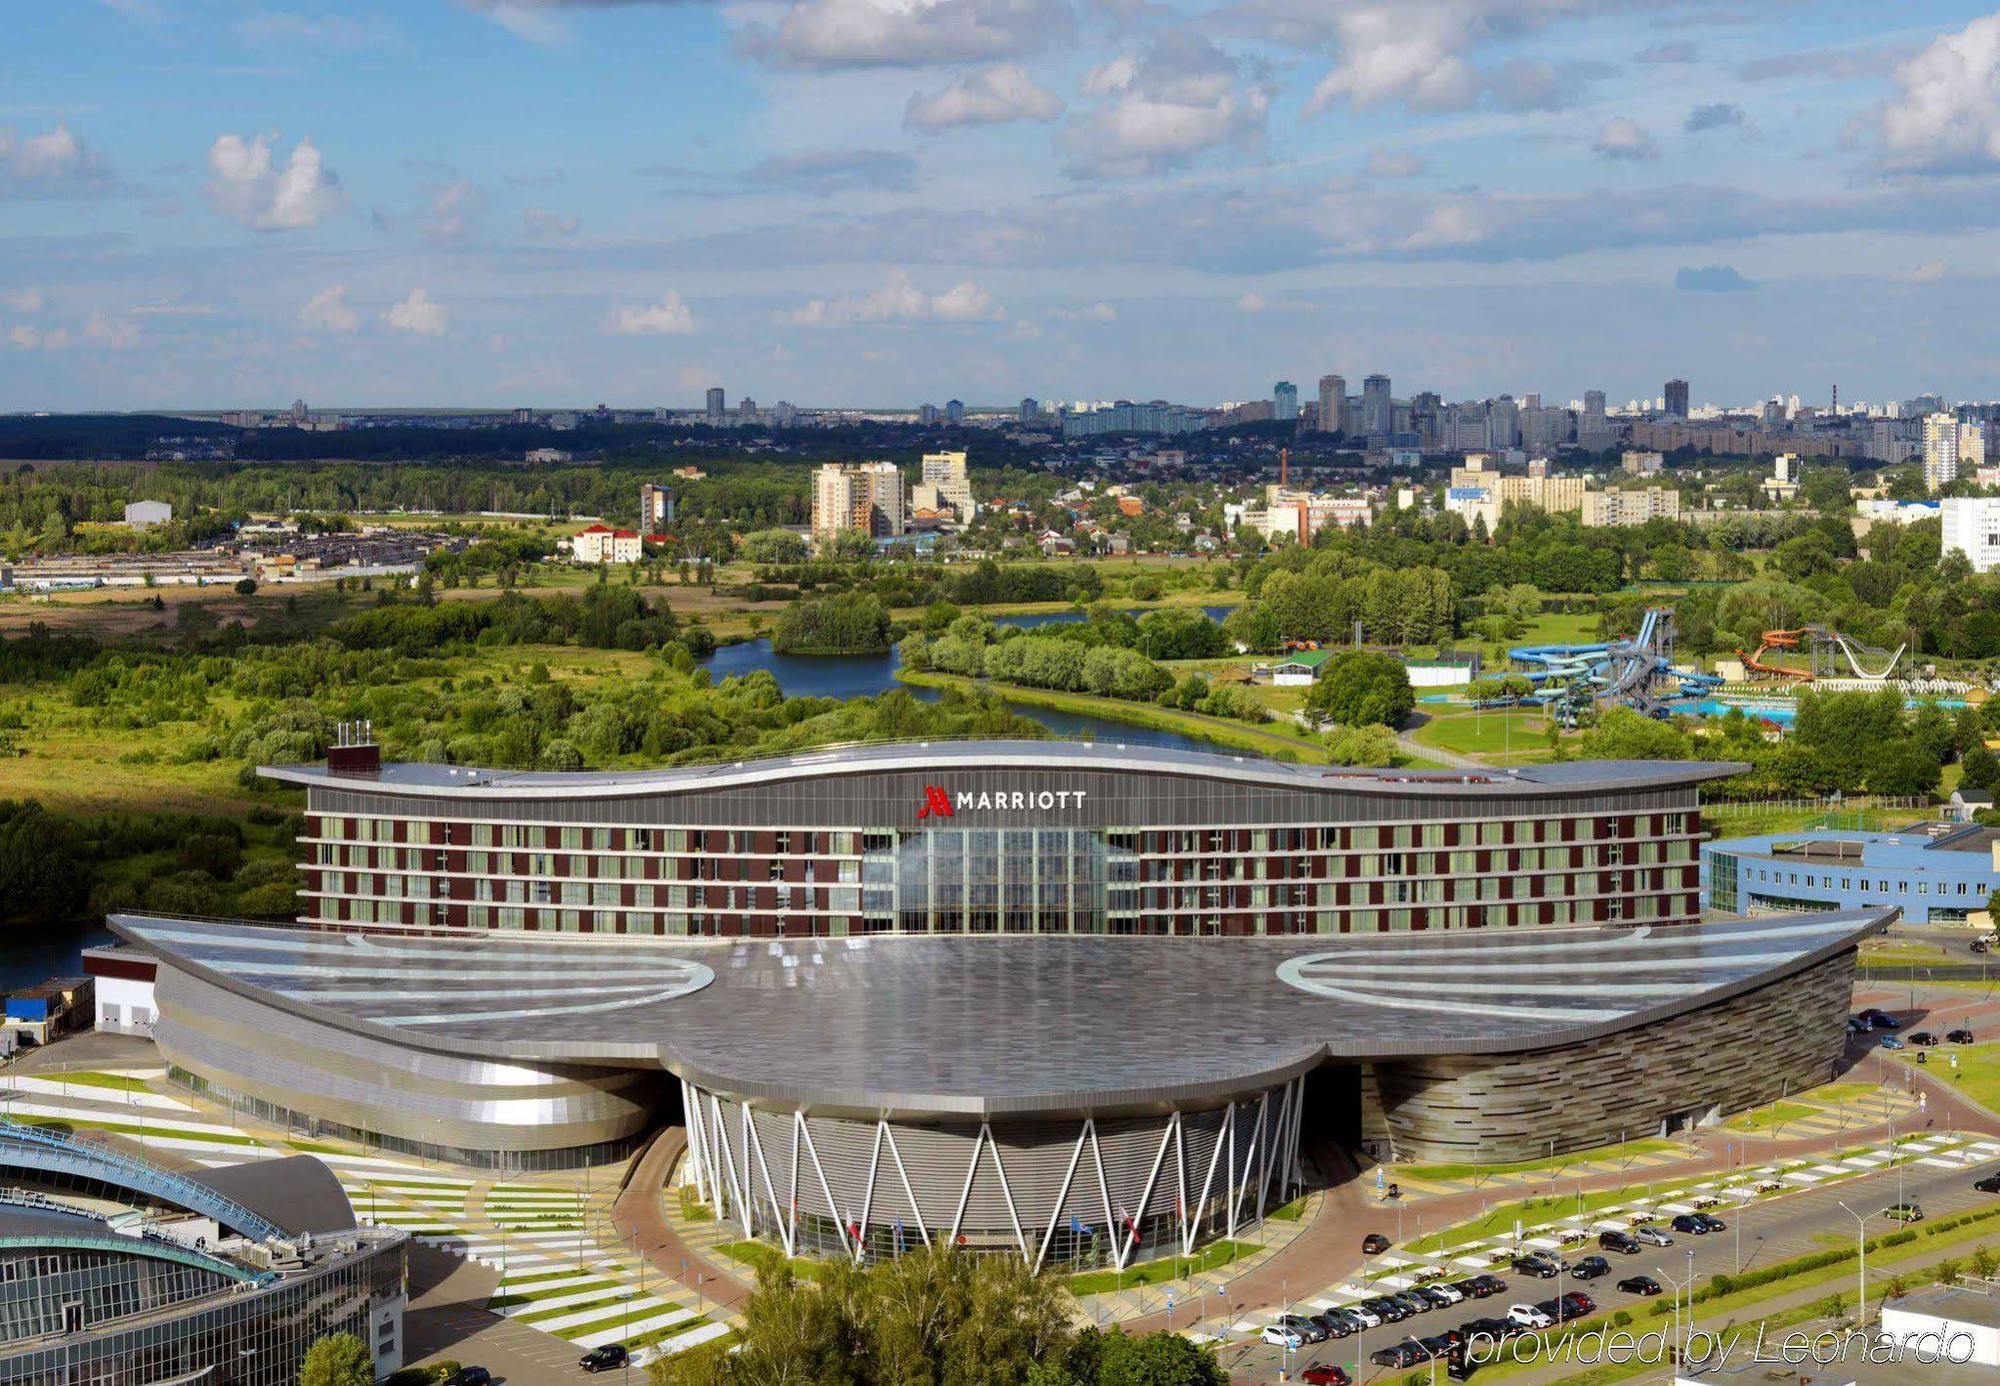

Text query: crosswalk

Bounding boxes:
[0,1068,729,1369]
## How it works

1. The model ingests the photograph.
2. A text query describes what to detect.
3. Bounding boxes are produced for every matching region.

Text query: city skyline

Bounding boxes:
[6,2,2000,410]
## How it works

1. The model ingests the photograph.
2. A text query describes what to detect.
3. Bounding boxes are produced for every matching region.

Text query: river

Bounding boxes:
[700,607,1239,754]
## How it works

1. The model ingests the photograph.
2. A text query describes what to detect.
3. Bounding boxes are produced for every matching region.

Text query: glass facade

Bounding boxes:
[299,801,1704,939]
[0,1233,404,1386]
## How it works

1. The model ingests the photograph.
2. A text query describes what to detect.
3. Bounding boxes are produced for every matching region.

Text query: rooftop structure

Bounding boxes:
[1703,825,2000,923]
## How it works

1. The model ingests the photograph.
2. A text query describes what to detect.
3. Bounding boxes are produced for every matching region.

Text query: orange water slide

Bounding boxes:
[1738,627,1816,681]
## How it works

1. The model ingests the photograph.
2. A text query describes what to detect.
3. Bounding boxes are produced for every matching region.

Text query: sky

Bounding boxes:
[6,1,2000,412]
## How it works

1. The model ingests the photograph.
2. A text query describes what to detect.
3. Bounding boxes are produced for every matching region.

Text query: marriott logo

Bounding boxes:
[917,784,1088,819]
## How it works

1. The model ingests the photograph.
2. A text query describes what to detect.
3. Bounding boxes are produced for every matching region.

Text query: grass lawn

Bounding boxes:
[17,1116,258,1146]
[1409,706,1551,761]
[40,1071,153,1093]
[1397,1137,1679,1184]
[897,670,1338,764]
[1896,1040,2000,1112]
[1799,1082,1879,1107]
[1066,1239,1256,1295]
[1723,1101,1821,1133]
[1859,940,1956,966]
[1405,1185,1645,1255]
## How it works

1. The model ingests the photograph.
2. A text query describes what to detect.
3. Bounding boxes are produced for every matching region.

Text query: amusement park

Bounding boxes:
[1495,608,1972,728]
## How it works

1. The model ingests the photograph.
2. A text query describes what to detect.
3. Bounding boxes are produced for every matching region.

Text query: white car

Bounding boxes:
[1508,1304,1554,1330]
[1261,1324,1304,1349]
[1345,1303,1383,1328]
[1426,1282,1465,1305]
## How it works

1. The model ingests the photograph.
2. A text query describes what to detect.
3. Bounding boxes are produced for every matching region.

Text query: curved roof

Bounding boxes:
[114,908,1889,1121]
[0,1121,287,1242]
[259,740,1745,802]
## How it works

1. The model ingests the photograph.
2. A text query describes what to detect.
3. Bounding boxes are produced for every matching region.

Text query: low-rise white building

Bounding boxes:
[1943,496,2000,573]
[1880,1284,2000,1368]
[124,500,172,528]
[569,524,641,564]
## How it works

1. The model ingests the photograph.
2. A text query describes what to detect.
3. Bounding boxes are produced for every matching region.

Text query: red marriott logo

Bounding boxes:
[917,785,1087,818]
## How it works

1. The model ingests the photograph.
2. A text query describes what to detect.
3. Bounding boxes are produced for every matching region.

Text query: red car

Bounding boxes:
[1303,1367,1352,1386]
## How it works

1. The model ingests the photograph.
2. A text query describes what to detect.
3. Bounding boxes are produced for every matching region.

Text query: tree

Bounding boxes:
[1305,652,1414,730]
[0,800,88,924]
[298,1333,373,1386]
[1577,707,1694,761]
[649,1247,1214,1386]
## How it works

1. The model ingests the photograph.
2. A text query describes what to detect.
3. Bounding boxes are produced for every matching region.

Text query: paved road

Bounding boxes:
[1219,1144,2000,1385]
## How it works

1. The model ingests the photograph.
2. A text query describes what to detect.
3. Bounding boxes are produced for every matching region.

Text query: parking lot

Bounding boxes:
[1217,1146,2000,1383]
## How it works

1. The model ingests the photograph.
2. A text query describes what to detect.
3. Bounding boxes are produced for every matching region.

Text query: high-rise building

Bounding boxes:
[705,386,726,422]
[1584,390,1606,417]
[1317,375,1346,434]
[812,462,905,540]
[639,482,676,531]
[918,450,975,518]
[1663,379,1690,419]
[918,403,941,427]
[947,399,965,425]
[1943,496,2000,572]
[1273,381,1299,422]
[1362,374,1392,435]
[1489,395,1521,449]
[1018,398,1040,424]
[1925,413,1964,492]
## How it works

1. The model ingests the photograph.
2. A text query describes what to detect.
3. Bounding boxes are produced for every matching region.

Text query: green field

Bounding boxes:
[1408,705,1551,761]
[1397,1136,1678,1184]
[1065,1239,1255,1295]
[1897,1040,2000,1113]
[1723,1100,1821,1133]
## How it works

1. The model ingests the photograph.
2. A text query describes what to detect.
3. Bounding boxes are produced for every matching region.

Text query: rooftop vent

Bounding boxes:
[327,720,380,775]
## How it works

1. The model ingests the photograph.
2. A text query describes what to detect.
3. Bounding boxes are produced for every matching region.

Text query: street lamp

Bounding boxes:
[1836,1200,1877,1328]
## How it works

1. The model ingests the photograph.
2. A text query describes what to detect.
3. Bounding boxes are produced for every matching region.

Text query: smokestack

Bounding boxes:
[1280,448,1288,490]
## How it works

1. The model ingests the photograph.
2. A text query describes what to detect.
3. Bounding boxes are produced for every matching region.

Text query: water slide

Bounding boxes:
[1739,626,1906,682]
[1508,607,1721,719]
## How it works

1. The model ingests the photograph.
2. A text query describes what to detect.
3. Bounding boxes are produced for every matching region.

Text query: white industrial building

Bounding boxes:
[1942,496,2000,573]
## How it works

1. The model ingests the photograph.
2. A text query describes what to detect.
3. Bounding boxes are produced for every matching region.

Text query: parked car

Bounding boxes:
[1345,1303,1383,1328]
[1632,1225,1674,1246]
[1847,1015,1871,1034]
[1507,1303,1554,1330]
[1462,1315,1513,1344]
[1310,1311,1351,1340]
[1559,1292,1596,1318]
[1617,1275,1663,1296]
[1302,1366,1352,1386]
[1512,1253,1562,1278]
[1450,1278,1487,1300]
[1330,1308,1371,1334]
[445,1372,492,1386]
[1281,1313,1329,1343]
[1950,1029,1977,1044]
[1869,1013,1901,1030]
[1418,1333,1457,1358]
[1885,1203,1926,1223]
[1388,1292,1432,1317]
[1910,1031,1939,1047]
[1670,1214,1711,1235]
[1975,1173,2000,1194]
[1470,1274,1508,1296]
[580,1345,629,1373]
[1692,1212,1727,1232]
[1370,1341,1426,1369]
[1366,1296,1409,1323]
[1570,1255,1610,1280]
[1425,1281,1466,1305]
[1362,1232,1391,1255]
[1261,1323,1305,1349]
[1881,1035,1906,1050]
[1599,1230,1641,1254]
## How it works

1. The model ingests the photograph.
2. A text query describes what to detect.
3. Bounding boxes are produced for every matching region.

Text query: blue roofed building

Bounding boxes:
[1702,823,2000,924]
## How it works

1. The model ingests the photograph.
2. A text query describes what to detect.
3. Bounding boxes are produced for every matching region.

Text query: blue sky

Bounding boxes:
[6,0,2000,411]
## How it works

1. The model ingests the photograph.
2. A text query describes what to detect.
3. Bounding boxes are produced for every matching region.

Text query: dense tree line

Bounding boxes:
[772,592,893,654]
[651,1246,1224,1386]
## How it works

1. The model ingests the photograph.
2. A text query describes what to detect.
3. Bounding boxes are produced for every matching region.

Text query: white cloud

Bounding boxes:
[1879,12,2000,173]
[1062,32,1270,178]
[905,63,1065,132]
[423,178,484,242]
[743,0,1071,70]
[5,288,45,314]
[1592,116,1658,161]
[789,268,1001,325]
[610,292,696,335]
[0,124,107,194]
[1365,149,1425,178]
[1895,261,1949,283]
[457,0,576,45]
[1305,4,1480,114]
[8,324,69,351]
[1236,291,1267,312]
[1401,201,1484,249]
[82,312,139,349]
[1051,302,1116,322]
[299,285,361,333]
[524,207,580,239]
[236,11,398,49]
[206,133,341,230]
[930,280,996,320]
[385,287,448,336]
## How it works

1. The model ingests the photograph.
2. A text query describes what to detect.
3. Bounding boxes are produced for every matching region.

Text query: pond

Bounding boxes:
[698,605,1240,755]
